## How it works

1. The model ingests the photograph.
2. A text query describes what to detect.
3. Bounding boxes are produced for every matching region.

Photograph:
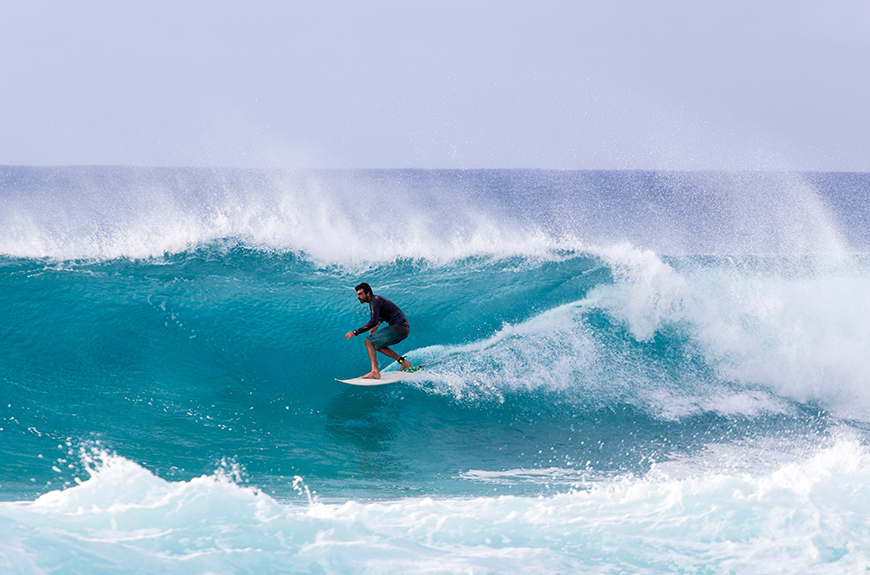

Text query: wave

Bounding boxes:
[3,244,869,423]
[1,167,866,262]
[2,246,866,507]
[2,441,869,574]
[4,167,870,572]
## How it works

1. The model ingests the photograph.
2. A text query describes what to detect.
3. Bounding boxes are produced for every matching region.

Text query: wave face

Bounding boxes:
[2,167,870,573]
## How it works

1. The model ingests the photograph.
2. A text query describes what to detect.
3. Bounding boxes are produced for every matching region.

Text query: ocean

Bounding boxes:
[1,167,870,573]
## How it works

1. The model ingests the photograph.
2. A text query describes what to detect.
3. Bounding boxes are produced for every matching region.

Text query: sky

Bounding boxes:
[2,0,869,171]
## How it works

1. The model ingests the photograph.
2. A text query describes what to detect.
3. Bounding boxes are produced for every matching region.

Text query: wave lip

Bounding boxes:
[2,167,865,263]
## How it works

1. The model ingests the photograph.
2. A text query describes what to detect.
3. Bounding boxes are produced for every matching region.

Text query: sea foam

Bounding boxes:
[2,441,870,574]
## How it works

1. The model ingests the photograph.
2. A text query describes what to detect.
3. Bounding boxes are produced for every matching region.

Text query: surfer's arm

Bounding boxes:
[346,320,381,340]
[350,297,381,336]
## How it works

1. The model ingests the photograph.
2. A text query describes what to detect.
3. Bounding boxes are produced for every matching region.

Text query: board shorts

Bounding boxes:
[366,321,410,349]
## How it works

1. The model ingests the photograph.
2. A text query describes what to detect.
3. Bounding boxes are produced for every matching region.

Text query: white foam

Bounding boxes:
[2,442,870,573]
[405,299,604,403]
[587,245,870,419]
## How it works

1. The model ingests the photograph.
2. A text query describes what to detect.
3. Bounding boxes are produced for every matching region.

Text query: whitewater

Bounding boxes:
[1,167,870,573]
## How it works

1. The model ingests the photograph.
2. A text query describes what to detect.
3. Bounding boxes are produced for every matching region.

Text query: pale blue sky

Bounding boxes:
[2,0,869,170]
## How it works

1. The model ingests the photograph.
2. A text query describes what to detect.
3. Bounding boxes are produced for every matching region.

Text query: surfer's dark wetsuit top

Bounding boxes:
[353,295,408,336]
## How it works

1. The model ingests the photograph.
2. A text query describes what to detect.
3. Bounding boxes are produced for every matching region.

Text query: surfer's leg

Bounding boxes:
[377,346,413,370]
[364,323,410,376]
[361,338,381,379]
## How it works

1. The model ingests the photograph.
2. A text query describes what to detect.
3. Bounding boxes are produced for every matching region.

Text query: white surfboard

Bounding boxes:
[335,370,411,386]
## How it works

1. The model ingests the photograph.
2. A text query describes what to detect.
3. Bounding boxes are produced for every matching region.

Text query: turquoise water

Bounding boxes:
[2,167,870,573]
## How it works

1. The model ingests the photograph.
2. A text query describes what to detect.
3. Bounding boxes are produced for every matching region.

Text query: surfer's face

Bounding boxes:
[356,289,370,304]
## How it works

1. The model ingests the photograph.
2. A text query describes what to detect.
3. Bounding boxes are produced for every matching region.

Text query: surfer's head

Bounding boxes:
[355,282,373,303]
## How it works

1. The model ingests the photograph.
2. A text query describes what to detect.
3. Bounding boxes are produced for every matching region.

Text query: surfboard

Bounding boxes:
[335,366,422,386]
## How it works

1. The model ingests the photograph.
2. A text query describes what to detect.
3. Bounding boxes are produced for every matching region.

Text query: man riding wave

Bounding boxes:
[344,282,413,379]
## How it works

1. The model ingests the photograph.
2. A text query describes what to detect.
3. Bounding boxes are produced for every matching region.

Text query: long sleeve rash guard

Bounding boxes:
[353,295,408,336]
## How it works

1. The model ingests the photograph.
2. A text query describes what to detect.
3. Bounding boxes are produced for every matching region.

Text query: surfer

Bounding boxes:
[344,282,412,379]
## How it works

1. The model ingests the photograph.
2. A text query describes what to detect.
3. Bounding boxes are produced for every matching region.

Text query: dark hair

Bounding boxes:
[355,282,372,295]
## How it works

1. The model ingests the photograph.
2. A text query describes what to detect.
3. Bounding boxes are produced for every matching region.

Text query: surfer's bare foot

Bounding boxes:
[361,371,381,379]
[399,360,413,371]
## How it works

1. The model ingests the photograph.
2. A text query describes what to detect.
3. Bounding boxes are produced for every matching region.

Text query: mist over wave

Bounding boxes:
[2,167,867,262]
